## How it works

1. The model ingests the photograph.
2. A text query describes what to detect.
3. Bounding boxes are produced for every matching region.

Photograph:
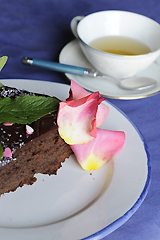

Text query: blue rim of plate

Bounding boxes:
[82,100,151,240]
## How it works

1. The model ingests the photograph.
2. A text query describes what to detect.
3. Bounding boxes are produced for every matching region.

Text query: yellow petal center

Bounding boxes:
[82,154,104,171]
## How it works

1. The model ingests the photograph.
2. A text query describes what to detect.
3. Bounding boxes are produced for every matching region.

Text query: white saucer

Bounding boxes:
[59,40,160,100]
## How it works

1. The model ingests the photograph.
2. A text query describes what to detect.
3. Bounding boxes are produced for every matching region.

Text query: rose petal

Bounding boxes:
[26,125,34,135]
[3,147,12,158]
[96,103,109,127]
[68,80,109,126]
[67,80,89,100]
[3,122,13,126]
[71,128,125,171]
[57,92,101,144]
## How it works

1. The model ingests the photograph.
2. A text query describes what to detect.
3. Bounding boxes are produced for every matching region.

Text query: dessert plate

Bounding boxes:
[59,40,160,99]
[0,80,150,240]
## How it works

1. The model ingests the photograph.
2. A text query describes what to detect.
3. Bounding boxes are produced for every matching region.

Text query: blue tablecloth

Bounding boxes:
[0,1,160,239]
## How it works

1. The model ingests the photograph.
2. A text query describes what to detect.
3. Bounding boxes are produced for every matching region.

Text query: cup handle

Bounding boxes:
[70,16,84,38]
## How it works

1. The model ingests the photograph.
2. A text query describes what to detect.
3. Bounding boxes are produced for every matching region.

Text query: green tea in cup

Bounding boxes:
[90,36,151,56]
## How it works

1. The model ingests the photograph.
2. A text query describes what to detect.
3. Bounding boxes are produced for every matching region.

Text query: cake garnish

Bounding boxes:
[0,144,3,159]
[0,94,59,124]
[3,122,13,126]
[26,125,34,135]
[57,91,103,144]
[67,80,109,127]
[3,147,12,158]
[57,80,125,171]
[0,56,8,72]
[71,129,125,170]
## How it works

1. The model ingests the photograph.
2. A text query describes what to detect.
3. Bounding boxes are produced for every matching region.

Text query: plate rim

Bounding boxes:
[0,79,151,239]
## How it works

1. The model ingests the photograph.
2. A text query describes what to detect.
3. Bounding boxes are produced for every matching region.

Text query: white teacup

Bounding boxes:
[71,11,160,79]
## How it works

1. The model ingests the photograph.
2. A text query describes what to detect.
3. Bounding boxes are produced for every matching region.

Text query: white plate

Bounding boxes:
[0,79,150,240]
[59,40,160,100]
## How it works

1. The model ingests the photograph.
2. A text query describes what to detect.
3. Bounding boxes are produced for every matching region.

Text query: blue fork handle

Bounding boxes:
[22,57,98,77]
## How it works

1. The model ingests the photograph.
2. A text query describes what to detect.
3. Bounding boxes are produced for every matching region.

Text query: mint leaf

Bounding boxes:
[0,56,8,71]
[0,95,60,124]
[0,82,3,89]
[0,144,3,159]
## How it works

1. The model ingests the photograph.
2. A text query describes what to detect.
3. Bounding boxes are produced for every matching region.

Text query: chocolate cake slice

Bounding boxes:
[0,85,72,195]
